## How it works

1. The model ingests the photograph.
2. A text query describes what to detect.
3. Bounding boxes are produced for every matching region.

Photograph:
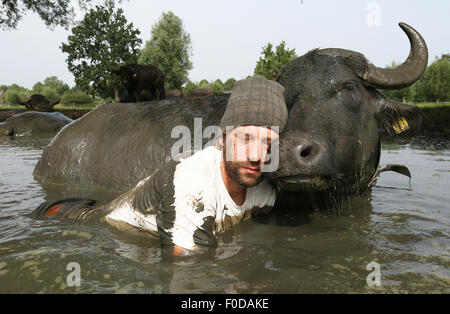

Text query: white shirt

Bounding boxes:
[105,145,276,251]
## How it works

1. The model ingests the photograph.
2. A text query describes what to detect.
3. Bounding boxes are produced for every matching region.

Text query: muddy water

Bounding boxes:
[0,135,448,293]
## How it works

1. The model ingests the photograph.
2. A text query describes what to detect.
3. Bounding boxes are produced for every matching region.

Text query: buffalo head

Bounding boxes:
[19,94,59,112]
[271,23,427,195]
[112,64,138,86]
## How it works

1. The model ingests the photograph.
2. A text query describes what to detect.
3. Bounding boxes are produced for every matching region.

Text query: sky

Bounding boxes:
[0,0,449,89]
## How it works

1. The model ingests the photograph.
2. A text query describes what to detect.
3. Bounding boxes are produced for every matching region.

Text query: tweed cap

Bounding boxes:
[220,76,288,133]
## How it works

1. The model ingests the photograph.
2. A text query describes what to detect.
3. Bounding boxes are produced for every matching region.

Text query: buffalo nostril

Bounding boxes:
[300,145,312,158]
[295,142,323,165]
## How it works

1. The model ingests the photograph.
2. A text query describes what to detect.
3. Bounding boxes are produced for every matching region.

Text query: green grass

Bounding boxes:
[413,102,450,108]
[0,105,24,110]
[53,104,96,110]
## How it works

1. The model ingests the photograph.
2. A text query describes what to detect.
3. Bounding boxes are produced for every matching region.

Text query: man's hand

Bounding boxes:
[173,245,190,256]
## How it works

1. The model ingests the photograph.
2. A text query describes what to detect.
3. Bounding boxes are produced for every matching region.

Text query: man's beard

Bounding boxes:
[223,160,265,188]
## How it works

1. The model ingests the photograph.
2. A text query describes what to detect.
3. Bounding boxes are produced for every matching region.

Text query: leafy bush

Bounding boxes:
[223,78,236,91]
[40,87,60,103]
[4,84,30,105]
[254,41,297,80]
[211,80,224,94]
[61,91,96,106]
[183,81,198,94]
[139,11,193,90]
[414,55,450,102]
[198,79,210,89]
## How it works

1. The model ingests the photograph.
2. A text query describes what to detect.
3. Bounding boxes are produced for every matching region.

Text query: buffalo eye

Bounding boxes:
[337,80,361,113]
[341,81,359,92]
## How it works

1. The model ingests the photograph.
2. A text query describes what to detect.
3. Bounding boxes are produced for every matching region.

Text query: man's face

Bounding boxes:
[222,125,279,188]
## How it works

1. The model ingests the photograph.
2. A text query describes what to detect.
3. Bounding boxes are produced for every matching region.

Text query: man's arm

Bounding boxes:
[132,159,218,255]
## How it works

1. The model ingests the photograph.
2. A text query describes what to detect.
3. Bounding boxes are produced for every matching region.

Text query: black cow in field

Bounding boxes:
[18,94,60,112]
[112,64,166,102]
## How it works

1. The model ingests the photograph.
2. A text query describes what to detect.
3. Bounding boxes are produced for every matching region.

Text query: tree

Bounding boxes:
[0,0,90,30]
[4,84,30,105]
[40,86,60,103]
[415,55,450,102]
[0,0,128,30]
[211,79,224,94]
[60,0,142,98]
[33,76,70,100]
[61,90,96,106]
[223,78,236,91]
[32,82,45,95]
[139,11,193,90]
[254,41,297,80]
[43,76,70,95]
[198,79,210,89]
[183,81,198,94]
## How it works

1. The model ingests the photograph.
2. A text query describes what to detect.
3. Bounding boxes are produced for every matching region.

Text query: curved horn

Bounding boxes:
[50,98,60,106]
[363,22,428,89]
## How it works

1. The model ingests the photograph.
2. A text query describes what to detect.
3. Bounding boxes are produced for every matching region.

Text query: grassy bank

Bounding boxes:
[414,102,450,108]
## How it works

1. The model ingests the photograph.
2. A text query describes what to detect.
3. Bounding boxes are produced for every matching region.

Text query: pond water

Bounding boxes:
[0,135,448,293]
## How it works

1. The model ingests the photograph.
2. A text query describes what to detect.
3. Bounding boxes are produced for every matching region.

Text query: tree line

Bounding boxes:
[0,76,239,106]
[0,77,101,107]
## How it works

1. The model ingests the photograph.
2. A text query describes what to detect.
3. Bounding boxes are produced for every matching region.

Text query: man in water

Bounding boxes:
[34,76,288,256]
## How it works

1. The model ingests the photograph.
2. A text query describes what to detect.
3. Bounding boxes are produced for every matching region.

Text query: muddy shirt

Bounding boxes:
[104,145,276,252]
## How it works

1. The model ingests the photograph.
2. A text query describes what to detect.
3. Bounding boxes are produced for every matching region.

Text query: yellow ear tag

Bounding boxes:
[132,73,137,78]
[392,117,409,134]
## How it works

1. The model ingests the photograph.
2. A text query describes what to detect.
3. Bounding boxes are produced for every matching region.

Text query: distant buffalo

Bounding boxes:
[0,111,72,137]
[19,94,60,112]
[112,64,165,102]
[165,89,183,99]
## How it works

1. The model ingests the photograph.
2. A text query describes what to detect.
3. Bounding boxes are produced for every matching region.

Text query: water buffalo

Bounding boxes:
[0,111,73,137]
[18,94,60,112]
[112,63,166,102]
[272,22,427,198]
[34,23,427,204]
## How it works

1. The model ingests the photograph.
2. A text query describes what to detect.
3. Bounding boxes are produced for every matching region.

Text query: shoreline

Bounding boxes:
[0,108,91,122]
[1,105,449,135]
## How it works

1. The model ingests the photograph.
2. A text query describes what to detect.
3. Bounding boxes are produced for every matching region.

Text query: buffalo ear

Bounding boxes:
[374,90,422,136]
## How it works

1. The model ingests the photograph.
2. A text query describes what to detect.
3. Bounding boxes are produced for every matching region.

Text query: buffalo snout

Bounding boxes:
[269,130,333,192]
